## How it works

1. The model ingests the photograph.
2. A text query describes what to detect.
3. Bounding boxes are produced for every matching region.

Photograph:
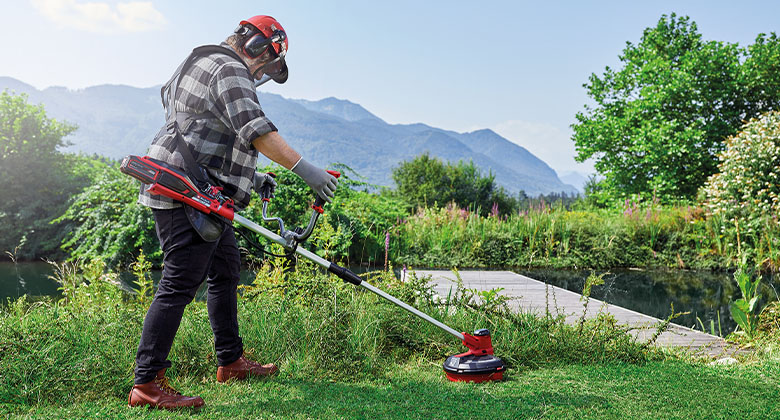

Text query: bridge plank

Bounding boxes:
[413,270,738,356]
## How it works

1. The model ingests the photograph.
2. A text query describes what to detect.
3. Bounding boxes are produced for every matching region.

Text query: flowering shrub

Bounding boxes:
[703,111,780,229]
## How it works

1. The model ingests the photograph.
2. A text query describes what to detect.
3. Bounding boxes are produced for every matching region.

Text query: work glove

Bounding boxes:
[291,158,339,203]
[253,171,277,199]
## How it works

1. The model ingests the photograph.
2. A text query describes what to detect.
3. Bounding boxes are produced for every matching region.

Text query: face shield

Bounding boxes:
[244,30,289,85]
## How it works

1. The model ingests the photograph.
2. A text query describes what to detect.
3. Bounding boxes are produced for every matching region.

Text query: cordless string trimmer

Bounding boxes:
[121,154,506,382]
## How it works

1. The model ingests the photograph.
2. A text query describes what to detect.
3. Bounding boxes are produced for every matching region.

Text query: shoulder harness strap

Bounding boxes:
[160,45,250,186]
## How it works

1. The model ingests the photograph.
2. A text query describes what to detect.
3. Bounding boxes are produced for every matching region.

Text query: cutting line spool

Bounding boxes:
[120,154,507,382]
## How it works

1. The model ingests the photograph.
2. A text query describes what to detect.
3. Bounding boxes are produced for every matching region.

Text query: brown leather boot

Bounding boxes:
[128,369,205,409]
[216,355,279,383]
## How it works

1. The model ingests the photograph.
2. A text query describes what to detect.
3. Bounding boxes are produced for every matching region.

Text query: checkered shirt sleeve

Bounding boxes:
[138,45,277,211]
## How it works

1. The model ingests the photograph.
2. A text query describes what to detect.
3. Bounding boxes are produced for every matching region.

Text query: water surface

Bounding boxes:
[516,268,780,335]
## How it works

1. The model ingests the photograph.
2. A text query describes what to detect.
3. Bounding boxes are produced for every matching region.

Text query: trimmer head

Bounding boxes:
[442,329,506,382]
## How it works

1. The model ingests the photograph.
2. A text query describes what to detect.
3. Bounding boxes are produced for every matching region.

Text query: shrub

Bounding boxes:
[391,153,516,217]
[703,111,780,232]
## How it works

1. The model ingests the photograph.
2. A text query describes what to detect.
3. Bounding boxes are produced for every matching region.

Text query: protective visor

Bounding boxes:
[252,56,289,85]
[244,31,288,84]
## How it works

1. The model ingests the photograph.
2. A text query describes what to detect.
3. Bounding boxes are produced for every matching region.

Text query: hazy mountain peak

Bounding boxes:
[0,76,37,95]
[0,76,578,196]
[292,96,383,123]
[467,128,500,136]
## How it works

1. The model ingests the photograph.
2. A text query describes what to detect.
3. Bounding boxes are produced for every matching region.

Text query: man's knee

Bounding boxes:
[154,277,202,306]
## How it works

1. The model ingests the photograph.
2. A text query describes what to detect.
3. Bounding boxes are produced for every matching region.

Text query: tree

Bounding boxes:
[55,163,159,268]
[573,14,780,203]
[0,92,88,259]
[391,153,515,216]
[742,32,780,116]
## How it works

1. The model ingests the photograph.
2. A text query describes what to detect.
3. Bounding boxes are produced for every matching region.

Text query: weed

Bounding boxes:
[642,303,688,349]
[729,261,763,340]
[578,272,606,333]
[130,250,153,304]
[0,259,662,406]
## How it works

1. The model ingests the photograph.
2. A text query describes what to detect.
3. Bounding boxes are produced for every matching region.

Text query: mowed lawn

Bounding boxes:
[4,358,779,420]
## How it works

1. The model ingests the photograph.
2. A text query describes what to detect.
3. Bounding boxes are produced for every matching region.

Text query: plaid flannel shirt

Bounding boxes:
[138,42,277,211]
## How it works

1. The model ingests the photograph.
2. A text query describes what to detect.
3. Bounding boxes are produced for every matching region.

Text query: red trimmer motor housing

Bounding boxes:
[443,329,506,382]
[120,155,235,220]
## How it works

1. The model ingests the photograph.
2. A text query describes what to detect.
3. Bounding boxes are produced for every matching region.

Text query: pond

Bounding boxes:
[3,261,778,336]
[516,268,780,335]
[0,261,259,302]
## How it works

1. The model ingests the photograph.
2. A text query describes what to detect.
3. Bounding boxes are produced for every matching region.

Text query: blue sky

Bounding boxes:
[1,1,779,176]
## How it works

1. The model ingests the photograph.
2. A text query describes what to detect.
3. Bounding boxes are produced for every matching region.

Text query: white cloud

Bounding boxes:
[31,0,166,33]
[492,120,595,175]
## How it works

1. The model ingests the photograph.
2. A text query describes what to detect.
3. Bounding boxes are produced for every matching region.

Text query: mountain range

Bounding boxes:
[0,76,578,196]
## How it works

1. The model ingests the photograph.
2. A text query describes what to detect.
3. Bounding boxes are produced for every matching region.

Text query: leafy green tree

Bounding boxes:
[573,14,780,203]
[742,32,780,116]
[0,92,90,259]
[55,163,159,268]
[391,153,515,216]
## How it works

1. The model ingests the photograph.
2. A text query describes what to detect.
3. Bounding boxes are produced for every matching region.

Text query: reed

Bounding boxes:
[392,204,780,271]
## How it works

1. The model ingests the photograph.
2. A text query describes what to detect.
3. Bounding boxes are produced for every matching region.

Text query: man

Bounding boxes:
[128,15,338,409]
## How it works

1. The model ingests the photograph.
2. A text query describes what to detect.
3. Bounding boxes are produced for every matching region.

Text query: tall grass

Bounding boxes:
[0,258,660,407]
[393,203,780,270]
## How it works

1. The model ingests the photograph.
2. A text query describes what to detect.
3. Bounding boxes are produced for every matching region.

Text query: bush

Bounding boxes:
[392,153,516,217]
[703,111,780,259]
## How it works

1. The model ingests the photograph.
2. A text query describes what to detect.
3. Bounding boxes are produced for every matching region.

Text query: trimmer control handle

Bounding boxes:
[312,170,341,213]
[259,171,277,202]
[262,170,341,251]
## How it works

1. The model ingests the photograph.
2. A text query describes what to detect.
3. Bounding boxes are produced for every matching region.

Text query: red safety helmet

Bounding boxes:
[236,15,288,84]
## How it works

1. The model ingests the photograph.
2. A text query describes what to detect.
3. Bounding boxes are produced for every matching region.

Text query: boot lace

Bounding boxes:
[154,376,181,395]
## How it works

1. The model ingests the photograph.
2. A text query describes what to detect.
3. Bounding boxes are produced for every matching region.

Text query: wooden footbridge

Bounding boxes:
[413,270,737,357]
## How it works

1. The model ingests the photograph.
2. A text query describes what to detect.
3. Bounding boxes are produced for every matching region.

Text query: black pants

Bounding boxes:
[134,207,243,384]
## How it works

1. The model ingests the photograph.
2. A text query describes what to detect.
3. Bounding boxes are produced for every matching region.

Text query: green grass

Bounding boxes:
[3,359,780,419]
[2,259,780,419]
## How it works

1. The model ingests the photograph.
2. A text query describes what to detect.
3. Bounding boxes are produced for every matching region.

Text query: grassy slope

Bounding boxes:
[3,359,779,420]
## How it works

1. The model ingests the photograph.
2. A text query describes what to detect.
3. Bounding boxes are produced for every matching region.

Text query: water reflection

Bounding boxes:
[0,262,259,302]
[517,268,780,335]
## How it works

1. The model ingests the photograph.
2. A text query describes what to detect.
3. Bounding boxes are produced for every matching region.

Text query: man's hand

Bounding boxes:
[253,171,277,199]
[291,158,339,203]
